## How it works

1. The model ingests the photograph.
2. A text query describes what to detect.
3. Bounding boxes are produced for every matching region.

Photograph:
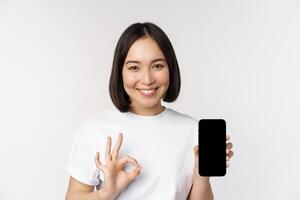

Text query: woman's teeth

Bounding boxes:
[139,88,157,96]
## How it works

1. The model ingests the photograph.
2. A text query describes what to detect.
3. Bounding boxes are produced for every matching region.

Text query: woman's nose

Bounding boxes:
[141,70,154,85]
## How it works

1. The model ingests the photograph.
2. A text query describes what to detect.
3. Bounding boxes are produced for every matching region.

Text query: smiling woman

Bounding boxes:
[65,22,233,200]
[122,37,170,116]
[109,23,181,114]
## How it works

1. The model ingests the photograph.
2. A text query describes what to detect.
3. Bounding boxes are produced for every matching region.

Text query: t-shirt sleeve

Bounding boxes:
[65,120,100,186]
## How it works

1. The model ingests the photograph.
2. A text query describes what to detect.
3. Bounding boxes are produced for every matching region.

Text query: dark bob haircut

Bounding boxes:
[109,22,181,112]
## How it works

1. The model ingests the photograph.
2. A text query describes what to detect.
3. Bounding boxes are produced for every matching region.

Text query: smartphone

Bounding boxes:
[198,119,226,176]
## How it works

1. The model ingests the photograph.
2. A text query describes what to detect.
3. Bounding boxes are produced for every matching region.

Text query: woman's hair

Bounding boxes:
[109,22,181,112]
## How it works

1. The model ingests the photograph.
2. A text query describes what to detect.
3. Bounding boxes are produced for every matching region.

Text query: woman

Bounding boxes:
[65,22,233,200]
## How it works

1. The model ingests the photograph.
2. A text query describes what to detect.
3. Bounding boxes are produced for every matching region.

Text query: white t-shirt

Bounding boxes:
[65,107,198,200]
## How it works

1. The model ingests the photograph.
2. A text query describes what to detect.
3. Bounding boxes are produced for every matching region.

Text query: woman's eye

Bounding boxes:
[129,66,138,71]
[153,64,163,70]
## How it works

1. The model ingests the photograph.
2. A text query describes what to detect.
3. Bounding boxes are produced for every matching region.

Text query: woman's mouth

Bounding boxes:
[138,87,158,97]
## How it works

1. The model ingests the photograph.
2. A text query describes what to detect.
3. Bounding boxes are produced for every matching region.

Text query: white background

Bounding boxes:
[0,0,299,199]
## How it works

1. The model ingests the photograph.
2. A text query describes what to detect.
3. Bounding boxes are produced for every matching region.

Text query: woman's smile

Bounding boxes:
[137,87,159,97]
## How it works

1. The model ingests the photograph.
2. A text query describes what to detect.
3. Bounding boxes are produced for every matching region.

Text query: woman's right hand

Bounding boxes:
[95,133,142,200]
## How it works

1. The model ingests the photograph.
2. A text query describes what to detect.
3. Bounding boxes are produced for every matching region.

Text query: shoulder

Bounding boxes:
[76,109,117,132]
[72,109,118,142]
[165,108,198,133]
[166,108,198,145]
[85,109,116,125]
[167,108,198,125]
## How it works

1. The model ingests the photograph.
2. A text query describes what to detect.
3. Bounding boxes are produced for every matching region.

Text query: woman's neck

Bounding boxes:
[129,105,165,116]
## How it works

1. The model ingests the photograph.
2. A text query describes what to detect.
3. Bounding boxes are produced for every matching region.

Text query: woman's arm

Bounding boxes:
[187,145,214,200]
[187,176,213,200]
[65,177,111,200]
[188,134,233,200]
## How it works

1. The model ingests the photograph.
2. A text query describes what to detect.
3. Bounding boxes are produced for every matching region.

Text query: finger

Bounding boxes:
[193,146,199,169]
[226,134,230,141]
[105,136,112,162]
[95,152,105,171]
[226,142,233,153]
[119,155,142,181]
[127,165,142,181]
[95,152,102,165]
[226,151,233,161]
[226,151,234,161]
[119,155,139,168]
[226,162,230,168]
[112,133,123,161]
[193,145,199,156]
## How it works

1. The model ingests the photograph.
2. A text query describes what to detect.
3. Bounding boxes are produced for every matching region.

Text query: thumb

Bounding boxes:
[193,145,199,172]
[193,145,199,156]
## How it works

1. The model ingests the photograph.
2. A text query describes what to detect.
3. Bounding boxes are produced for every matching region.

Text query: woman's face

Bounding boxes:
[122,36,169,115]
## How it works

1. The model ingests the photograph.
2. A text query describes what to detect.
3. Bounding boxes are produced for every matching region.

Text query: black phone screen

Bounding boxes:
[198,119,226,176]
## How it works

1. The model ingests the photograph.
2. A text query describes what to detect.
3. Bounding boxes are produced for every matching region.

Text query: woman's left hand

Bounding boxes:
[192,134,234,178]
[225,134,234,167]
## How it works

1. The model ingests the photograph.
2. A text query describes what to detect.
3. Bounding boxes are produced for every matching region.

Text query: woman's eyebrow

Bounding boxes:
[124,60,140,65]
[124,58,166,65]
[150,58,166,63]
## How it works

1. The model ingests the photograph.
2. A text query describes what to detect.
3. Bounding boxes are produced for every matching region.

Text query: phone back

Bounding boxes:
[198,119,226,176]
